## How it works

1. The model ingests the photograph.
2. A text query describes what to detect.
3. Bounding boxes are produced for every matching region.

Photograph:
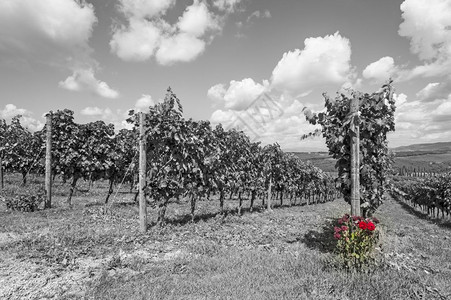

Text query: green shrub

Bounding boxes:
[1,185,45,212]
[333,214,380,269]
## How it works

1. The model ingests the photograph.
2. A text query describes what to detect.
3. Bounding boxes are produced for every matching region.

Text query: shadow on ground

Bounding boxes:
[154,205,270,227]
[300,218,338,253]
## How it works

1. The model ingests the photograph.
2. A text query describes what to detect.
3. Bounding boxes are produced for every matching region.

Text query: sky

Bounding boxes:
[1,0,451,152]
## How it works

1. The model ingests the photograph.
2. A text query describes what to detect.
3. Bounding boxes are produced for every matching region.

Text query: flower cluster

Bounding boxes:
[333,214,379,240]
[333,214,380,269]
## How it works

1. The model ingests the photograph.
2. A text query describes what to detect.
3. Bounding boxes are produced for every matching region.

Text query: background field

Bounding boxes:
[292,141,451,174]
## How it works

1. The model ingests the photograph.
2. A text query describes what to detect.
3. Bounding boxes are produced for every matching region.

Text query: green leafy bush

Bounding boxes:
[1,185,45,212]
[333,214,380,269]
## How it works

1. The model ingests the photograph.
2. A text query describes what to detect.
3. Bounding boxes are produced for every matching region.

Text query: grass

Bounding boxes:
[1,176,451,299]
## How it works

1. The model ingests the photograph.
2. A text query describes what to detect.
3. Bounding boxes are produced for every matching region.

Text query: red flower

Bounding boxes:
[334,233,341,240]
[341,225,348,231]
[358,221,367,230]
[334,226,341,233]
[366,221,376,231]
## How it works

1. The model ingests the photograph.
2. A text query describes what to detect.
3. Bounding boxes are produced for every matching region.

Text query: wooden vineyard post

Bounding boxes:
[267,175,272,211]
[44,112,52,209]
[350,96,361,216]
[0,153,3,189]
[139,112,147,233]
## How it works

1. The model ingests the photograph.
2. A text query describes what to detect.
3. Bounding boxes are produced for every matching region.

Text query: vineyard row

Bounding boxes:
[391,173,451,219]
[0,88,339,226]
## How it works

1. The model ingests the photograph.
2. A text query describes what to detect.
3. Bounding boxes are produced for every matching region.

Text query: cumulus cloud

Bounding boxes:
[80,106,132,131]
[0,104,28,119]
[399,0,451,61]
[362,56,397,82]
[416,82,451,102]
[210,97,325,151]
[0,0,119,98]
[208,78,269,111]
[398,0,451,79]
[0,0,96,61]
[207,84,227,102]
[393,93,408,107]
[0,104,43,131]
[389,92,451,147]
[271,32,354,95]
[111,0,224,65]
[209,90,331,151]
[178,1,220,37]
[110,18,161,62]
[59,68,119,99]
[135,94,156,111]
[207,32,357,150]
[80,106,105,116]
[156,33,206,65]
[79,94,158,130]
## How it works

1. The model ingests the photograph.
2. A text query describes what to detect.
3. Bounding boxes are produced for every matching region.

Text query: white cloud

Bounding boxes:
[0,0,120,98]
[0,104,28,119]
[80,94,158,130]
[110,18,161,62]
[208,78,269,111]
[135,94,155,111]
[80,106,105,116]
[399,0,451,61]
[0,104,43,131]
[432,99,451,116]
[210,96,325,151]
[207,84,227,102]
[362,56,396,82]
[393,93,408,107]
[80,106,133,131]
[156,33,206,65]
[389,92,451,147]
[416,82,451,102]
[271,32,354,95]
[207,32,356,150]
[398,0,451,79]
[0,0,96,61]
[59,68,119,99]
[210,109,235,125]
[178,1,219,37]
[111,0,227,65]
